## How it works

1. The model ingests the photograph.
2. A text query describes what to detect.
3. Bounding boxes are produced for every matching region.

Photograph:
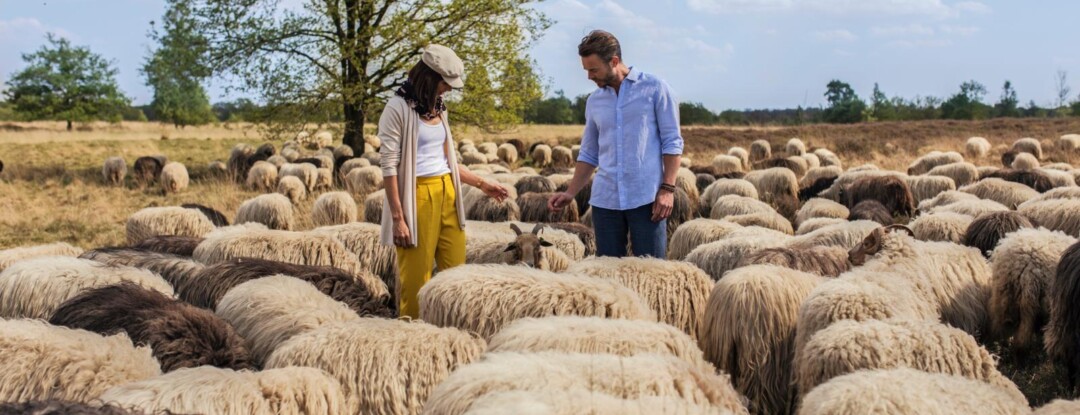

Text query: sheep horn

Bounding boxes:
[884,224,915,237]
[531,223,546,235]
[510,223,523,236]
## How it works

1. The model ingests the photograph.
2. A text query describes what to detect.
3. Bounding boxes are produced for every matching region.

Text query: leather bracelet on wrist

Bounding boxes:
[658,183,676,194]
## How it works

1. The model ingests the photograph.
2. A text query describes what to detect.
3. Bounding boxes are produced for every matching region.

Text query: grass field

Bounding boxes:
[2,118,1080,404]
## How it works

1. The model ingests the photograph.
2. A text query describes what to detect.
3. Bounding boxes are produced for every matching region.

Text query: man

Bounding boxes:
[548,30,683,258]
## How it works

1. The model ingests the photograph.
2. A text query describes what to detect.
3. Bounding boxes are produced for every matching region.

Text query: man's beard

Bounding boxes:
[595,66,617,88]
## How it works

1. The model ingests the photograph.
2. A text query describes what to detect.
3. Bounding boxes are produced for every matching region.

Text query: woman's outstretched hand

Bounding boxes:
[480,181,509,202]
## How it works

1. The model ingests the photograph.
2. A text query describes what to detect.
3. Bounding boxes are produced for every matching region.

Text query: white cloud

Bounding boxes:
[687,0,990,18]
[814,29,858,42]
[871,24,935,36]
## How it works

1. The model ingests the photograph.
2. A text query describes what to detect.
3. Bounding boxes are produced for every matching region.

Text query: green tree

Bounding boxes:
[868,83,897,121]
[941,80,989,120]
[524,90,575,124]
[993,80,1020,118]
[4,34,129,130]
[571,94,588,124]
[822,79,866,123]
[186,0,550,151]
[679,102,717,125]
[143,0,216,128]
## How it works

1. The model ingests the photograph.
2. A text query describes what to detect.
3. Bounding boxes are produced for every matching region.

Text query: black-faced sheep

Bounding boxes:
[49,282,252,372]
[181,203,229,227]
[133,156,163,186]
[848,200,893,225]
[843,175,915,217]
[423,352,748,415]
[962,211,1034,257]
[0,319,161,403]
[1045,240,1080,389]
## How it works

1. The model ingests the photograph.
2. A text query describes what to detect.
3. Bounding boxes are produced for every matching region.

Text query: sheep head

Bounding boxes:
[504,223,553,268]
[849,225,914,266]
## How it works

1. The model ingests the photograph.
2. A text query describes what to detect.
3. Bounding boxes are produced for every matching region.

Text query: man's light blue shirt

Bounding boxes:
[577,67,684,211]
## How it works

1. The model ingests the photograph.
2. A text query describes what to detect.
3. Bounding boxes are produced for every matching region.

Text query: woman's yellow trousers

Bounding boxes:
[396,174,465,319]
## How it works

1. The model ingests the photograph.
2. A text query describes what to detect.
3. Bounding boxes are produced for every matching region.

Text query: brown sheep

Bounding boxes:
[1046,240,1080,390]
[962,211,1034,258]
[546,222,597,257]
[843,175,915,217]
[133,156,163,186]
[49,282,251,372]
[518,192,578,223]
[131,235,204,257]
[849,200,893,225]
[982,168,1054,193]
[181,203,229,227]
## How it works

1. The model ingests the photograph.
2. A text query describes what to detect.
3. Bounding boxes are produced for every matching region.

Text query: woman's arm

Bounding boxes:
[458,166,509,202]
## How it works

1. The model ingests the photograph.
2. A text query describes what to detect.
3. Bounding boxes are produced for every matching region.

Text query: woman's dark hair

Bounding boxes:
[578,30,622,62]
[407,61,444,113]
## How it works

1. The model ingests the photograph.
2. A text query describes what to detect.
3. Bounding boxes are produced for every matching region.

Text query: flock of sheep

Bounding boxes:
[2,131,1080,414]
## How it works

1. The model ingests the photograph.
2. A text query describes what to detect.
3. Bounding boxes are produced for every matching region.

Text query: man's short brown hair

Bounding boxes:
[578,30,621,62]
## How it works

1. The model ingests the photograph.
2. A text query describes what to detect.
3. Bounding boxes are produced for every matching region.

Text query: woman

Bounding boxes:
[379,44,509,318]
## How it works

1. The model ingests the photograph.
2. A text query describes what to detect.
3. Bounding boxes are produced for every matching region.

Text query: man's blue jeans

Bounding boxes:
[591,203,667,258]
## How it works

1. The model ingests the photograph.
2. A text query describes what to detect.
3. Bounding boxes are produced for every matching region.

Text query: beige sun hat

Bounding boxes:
[421,44,465,89]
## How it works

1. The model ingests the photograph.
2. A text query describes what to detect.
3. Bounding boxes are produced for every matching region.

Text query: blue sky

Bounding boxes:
[2,0,1078,111]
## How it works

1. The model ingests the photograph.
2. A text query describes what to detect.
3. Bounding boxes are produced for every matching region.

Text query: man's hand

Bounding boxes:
[651,190,674,222]
[548,192,575,212]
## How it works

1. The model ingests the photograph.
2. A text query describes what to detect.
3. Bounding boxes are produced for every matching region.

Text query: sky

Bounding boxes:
[2,0,1078,112]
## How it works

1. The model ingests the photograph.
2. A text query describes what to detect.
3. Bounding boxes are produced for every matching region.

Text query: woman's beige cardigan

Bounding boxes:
[378,96,466,247]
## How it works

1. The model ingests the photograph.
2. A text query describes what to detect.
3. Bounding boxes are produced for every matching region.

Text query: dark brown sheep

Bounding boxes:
[799,176,837,202]
[753,157,806,177]
[178,257,393,317]
[80,247,203,287]
[506,138,527,159]
[514,175,556,196]
[0,159,4,175]
[133,156,163,186]
[255,142,276,158]
[849,200,894,225]
[132,235,204,257]
[668,187,694,238]
[981,168,1054,193]
[547,222,596,257]
[962,211,1034,257]
[844,175,916,217]
[737,246,850,277]
[696,173,716,194]
[49,282,252,372]
[181,203,229,227]
[518,192,579,223]
[293,157,329,169]
[0,400,152,415]
[1001,150,1018,168]
[1046,241,1080,390]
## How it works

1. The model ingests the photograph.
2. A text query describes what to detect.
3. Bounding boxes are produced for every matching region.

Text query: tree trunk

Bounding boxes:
[343,101,365,154]
[66,119,72,131]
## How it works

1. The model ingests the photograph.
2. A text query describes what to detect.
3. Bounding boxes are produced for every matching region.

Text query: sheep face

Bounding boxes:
[849,225,914,266]
[503,223,553,268]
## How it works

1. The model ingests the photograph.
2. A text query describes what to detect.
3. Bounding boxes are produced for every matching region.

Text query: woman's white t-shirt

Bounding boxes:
[416,121,451,177]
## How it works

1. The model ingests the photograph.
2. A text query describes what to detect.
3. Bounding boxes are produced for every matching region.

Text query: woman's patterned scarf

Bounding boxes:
[395,79,445,121]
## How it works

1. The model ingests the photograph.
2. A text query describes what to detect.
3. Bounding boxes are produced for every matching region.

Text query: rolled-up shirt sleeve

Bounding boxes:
[656,80,684,156]
[378,103,403,177]
[577,107,600,167]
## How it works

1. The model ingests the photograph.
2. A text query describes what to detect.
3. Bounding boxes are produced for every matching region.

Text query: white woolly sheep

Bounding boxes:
[929,198,1011,217]
[927,162,978,187]
[795,218,847,235]
[959,178,1039,209]
[102,156,126,185]
[801,153,821,169]
[551,145,573,169]
[812,148,842,169]
[364,190,386,223]
[460,151,486,165]
[100,366,347,415]
[312,191,357,226]
[418,264,654,340]
[1039,168,1077,188]
[281,147,300,162]
[989,228,1077,352]
[966,136,992,159]
[729,146,751,170]
[0,319,160,403]
[711,154,744,174]
[918,189,980,210]
[423,352,748,415]
[160,162,189,194]
[685,228,791,281]
[681,156,692,167]
[309,221,397,296]
[1035,399,1080,414]
[464,221,585,260]
[1060,134,1080,152]
[1021,186,1080,206]
[245,160,278,191]
[193,227,388,298]
[316,167,332,190]
[461,389,724,415]
[700,179,758,217]
[710,194,776,219]
[795,198,849,229]
[905,174,957,203]
[339,157,371,179]
[215,274,362,365]
[666,218,743,260]
[364,134,381,150]
[486,316,712,372]
[726,212,794,235]
[799,165,843,188]
[465,226,571,272]
[817,169,902,202]
[80,248,205,288]
[796,319,1022,399]
[786,220,880,251]
[266,154,287,168]
[786,138,806,156]
[277,175,307,204]
[907,151,964,175]
[235,193,295,230]
[745,167,798,207]
[797,368,1030,415]
[280,162,319,191]
[126,206,216,245]
[1012,137,1043,159]
[701,265,824,415]
[850,225,993,337]
[847,164,879,172]
[265,319,486,415]
[530,144,552,167]
[1012,151,1041,170]
[1019,199,1080,238]
[0,256,173,319]
[566,257,714,339]
[207,160,227,176]
[979,165,1001,177]
[496,143,518,164]
[750,140,771,163]
[908,212,974,243]
[0,242,84,272]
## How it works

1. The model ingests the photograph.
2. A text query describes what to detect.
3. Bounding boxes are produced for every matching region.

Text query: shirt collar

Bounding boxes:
[624,66,642,83]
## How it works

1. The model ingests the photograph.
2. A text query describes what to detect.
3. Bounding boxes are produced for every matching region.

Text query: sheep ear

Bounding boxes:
[531,223,545,235]
[884,224,915,237]
[504,243,518,252]
[539,238,553,247]
[510,223,523,236]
